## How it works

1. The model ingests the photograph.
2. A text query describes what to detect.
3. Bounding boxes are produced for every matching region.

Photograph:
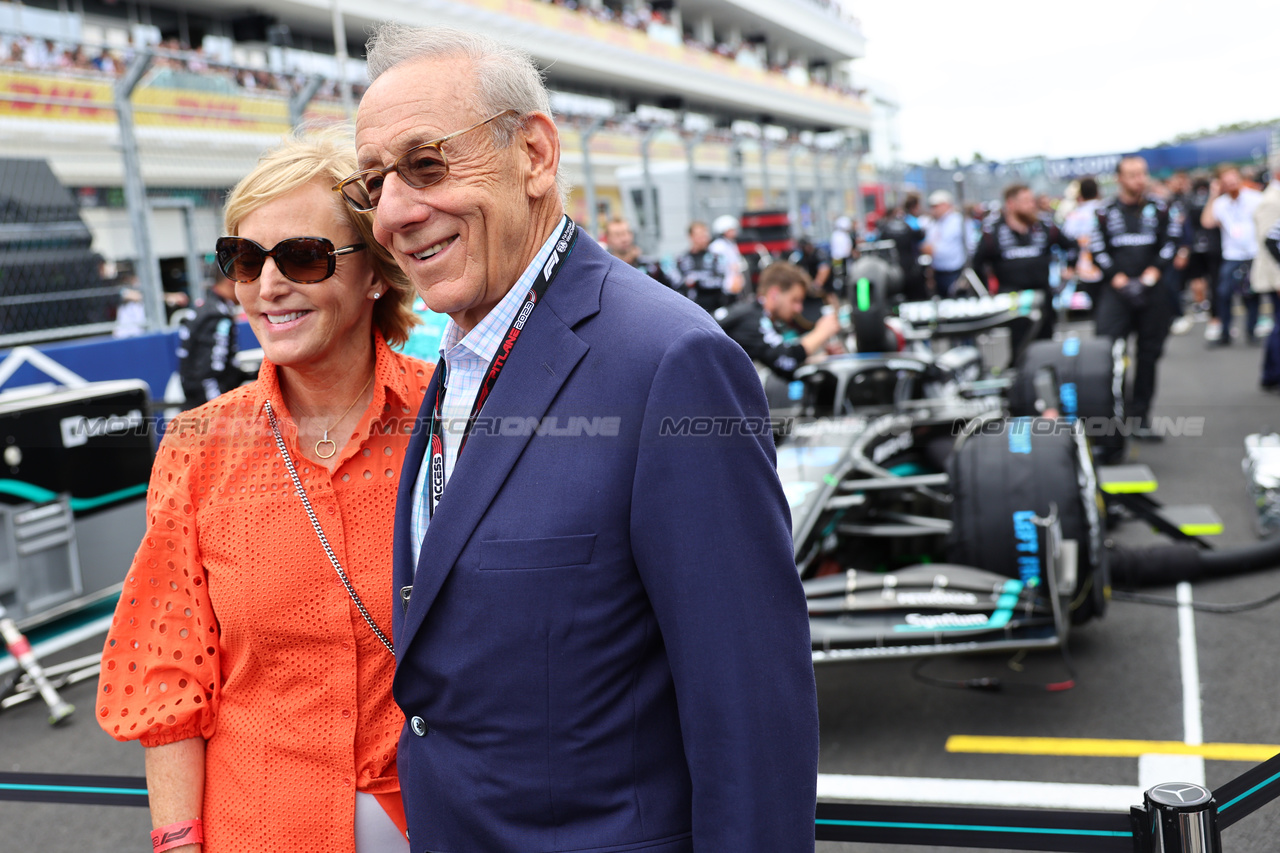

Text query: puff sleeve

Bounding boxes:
[97,423,222,747]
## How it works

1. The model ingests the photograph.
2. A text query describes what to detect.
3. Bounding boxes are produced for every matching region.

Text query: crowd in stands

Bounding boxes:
[0,33,365,102]
[535,0,866,100]
[3,0,868,104]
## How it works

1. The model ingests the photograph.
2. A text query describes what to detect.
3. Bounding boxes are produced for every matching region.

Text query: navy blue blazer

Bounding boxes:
[391,235,818,853]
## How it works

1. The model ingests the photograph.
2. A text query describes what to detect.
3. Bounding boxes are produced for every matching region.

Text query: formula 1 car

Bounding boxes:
[768,261,1280,664]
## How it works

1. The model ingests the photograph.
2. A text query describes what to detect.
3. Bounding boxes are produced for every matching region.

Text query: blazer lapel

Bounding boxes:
[392,374,437,648]
[399,302,602,648]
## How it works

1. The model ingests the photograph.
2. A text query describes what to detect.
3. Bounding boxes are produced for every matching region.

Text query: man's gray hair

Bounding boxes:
[365,23,567,200]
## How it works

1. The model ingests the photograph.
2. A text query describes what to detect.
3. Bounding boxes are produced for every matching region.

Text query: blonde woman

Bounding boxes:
[97,133,430,853]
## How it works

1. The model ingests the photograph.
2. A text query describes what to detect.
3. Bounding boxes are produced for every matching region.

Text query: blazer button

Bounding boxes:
[410,715,429,737]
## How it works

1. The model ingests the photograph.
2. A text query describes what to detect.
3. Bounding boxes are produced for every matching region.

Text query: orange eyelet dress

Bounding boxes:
[97,333,431,852]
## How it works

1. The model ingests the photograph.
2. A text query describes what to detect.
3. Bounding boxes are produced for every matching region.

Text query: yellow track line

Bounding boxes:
[946,736,1280,763]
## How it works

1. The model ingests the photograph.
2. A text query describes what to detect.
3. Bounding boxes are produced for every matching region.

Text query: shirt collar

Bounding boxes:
[254,330,417,419]
[438,216,570,365]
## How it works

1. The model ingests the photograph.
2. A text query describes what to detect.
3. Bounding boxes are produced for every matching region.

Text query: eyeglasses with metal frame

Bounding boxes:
[332,109,520,213]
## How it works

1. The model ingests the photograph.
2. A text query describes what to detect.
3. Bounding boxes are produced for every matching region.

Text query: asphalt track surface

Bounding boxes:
[3,318,1280,852]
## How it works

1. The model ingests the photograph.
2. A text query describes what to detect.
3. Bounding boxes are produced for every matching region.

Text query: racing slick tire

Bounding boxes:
[947,419,1108,625]
[1009,336,1127,465]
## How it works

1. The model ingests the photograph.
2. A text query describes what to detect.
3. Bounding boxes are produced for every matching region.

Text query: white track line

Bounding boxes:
[817,774,1141,811]
[1164,581,1206,787]
[1177,582,1204,747]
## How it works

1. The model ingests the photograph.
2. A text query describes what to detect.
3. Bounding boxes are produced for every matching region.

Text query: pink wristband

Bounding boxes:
[151,819,203,852]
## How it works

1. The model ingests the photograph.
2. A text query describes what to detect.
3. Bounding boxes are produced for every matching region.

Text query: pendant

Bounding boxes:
[315,432,337,459]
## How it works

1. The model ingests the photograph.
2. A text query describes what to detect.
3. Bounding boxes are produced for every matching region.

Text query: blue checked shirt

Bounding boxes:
[409,217,569,568]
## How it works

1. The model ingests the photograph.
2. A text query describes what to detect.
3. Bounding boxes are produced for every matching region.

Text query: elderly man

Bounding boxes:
[347,23,818,853]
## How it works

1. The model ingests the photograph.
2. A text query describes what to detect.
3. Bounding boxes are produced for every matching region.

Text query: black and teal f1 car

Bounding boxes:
[774,286,1280,665]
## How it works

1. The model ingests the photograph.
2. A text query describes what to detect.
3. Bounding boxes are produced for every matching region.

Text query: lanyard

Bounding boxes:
[426,216,578,518]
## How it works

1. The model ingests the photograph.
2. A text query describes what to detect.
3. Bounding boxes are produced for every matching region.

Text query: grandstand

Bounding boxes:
[0,0,879,337]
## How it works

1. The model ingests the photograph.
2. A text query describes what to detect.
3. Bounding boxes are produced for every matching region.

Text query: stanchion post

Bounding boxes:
[1142,782,1221,853]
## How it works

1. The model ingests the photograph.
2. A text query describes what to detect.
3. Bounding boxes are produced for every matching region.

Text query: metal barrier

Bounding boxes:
[2,751,1279,850]
[812,750,1280,851]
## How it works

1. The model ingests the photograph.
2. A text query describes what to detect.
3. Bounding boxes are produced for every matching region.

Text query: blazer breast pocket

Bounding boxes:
[478,533,597,571]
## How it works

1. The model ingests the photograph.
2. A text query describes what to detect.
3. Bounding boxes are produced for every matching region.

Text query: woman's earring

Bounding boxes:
[371,291,382,300]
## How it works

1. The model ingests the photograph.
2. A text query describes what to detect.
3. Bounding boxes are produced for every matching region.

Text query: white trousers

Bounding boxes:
[355,791,410,853]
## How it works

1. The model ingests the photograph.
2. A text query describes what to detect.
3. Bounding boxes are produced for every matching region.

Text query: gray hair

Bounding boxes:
[365,23,567,201]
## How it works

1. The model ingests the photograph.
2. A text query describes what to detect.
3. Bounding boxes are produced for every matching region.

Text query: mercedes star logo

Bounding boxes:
[1151,783,1210,805]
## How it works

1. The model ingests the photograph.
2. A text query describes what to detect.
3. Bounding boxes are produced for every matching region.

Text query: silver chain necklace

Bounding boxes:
[264,399,395,656]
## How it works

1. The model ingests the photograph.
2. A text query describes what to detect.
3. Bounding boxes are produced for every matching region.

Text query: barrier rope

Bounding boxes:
[5,753,1280,850]
[815,801,1134,851]
[1214,749,1280,830]
[0,772,147,807]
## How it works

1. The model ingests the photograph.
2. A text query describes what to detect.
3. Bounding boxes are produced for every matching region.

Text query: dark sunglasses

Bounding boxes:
[215,236,366,284]
[333,109,519,212]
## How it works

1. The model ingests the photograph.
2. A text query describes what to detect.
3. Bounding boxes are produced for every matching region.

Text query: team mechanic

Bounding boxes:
[1087,155,1180,441]
[675,220,730,313]
[718,261,841,380]
[175,270,250,408]
[971,183,1077,345]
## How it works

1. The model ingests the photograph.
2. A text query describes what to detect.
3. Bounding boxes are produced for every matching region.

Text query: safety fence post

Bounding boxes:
[787,141,803,239]
[288,74,326,129]
[683,130,703,230]
[113,50,165,333]
[639,125,664,254]
[728,137,746,216]
[580,116,606,239]
[1141,782,1222,853]
[148,198,205,303]
[813,146,829,240]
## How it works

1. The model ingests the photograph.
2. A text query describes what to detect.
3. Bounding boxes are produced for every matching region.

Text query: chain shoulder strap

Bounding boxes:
[264,400,395,656]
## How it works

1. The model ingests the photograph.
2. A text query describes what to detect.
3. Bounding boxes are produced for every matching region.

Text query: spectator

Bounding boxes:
[353,22,817,852]
[1063,176,1104,292]
[1254,157,1280,386]
[1186,175,1222,329]
[175,269,251,408]
[923,190,969,295]
[112,280,147,338]
[97,132,425,853]
[710,213,746,298]
[1202,165,1264,344]
[675,220,729,312]
[829,214,855,293]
